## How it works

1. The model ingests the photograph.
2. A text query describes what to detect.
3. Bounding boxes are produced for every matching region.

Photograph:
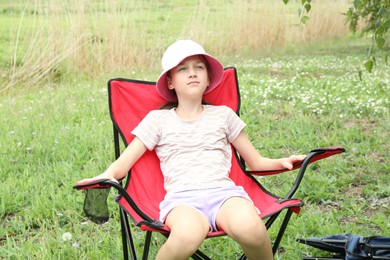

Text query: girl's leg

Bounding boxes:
[215,197,273,260]
[156,205,210,260]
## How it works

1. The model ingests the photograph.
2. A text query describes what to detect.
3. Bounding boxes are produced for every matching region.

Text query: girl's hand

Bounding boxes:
[76,172,119,186]
[281,155,306,170]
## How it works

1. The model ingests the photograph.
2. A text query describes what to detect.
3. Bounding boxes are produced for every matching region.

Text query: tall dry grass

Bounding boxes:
[3,0,350,92]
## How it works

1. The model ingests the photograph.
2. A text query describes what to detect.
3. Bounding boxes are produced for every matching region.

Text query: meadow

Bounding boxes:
[0,0,389,259]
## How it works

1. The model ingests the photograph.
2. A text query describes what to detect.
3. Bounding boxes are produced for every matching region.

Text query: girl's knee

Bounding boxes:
[228,218,269,246]
[169,230,204,247]
[157,232,203,260]
[166,206,210,246]
[163,226,208,257]
[245,222,265,237]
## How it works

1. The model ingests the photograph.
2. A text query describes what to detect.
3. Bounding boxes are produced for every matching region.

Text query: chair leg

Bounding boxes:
[142,231,152,260]
[119,209,293,259]
[120,208,137,260]
[272,209,293,255]
[120,208,129,260]
[265,211,281,230]
[191,249,212,260]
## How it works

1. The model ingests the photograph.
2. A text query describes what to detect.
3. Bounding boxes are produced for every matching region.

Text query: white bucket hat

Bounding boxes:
[156,40,224,102]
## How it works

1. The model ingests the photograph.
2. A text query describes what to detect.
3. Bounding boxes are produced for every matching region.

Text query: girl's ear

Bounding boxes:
[167,76,174,90]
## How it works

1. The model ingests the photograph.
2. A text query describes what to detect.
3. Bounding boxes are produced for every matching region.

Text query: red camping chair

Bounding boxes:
[74,67,345,259]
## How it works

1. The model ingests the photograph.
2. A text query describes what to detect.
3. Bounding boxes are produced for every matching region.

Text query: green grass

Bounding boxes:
[1,34,389,259]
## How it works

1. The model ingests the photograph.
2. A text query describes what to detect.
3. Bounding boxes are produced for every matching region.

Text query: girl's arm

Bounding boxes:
[231,131,305,171]
[76,137,147,185]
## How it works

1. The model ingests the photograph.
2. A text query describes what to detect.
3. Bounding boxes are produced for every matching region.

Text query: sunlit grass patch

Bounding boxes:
[238,54,389,119]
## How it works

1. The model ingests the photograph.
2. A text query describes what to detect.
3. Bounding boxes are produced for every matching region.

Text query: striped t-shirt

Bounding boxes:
[131,105,246,194]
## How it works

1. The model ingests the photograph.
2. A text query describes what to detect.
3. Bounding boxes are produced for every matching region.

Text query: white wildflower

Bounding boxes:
[62,232,72,241]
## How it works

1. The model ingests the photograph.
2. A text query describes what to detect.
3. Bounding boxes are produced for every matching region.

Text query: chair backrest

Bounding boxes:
[108,67,292,228]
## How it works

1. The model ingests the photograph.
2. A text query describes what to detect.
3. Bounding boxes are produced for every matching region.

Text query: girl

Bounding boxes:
[77,40,305,260]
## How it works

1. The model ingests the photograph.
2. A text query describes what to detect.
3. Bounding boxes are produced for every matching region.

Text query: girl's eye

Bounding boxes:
[178,67,186,71]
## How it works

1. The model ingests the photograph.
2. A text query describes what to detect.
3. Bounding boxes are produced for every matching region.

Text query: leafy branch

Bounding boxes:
[283,0,389,73]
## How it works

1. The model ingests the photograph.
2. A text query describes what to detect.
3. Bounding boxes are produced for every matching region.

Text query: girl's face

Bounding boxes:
[167,55,210,101]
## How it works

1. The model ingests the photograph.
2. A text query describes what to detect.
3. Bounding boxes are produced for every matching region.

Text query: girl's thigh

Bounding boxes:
[165,205,210,235]
[215,197,263,233]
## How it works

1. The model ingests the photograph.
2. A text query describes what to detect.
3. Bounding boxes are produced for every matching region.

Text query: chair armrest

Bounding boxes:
[247,146,345,201]
[248,146,345,177]
[73,177,125,190]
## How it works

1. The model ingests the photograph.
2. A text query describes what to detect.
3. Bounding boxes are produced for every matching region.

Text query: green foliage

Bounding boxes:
[284,0,312,25]
[346,0,390,72]
[285,0,390,73]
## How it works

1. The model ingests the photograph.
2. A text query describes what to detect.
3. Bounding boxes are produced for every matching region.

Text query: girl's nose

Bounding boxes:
[189,67,197,77]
